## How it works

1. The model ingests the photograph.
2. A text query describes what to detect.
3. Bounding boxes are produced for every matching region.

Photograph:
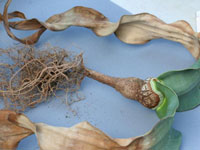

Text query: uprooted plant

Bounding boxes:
[1,0,200,114]
[0,45,161,112]
[0,45,183,150]
[0,45,183,149]
[0,44,198,118]
[1,0,200,149]
[1,44,197,149]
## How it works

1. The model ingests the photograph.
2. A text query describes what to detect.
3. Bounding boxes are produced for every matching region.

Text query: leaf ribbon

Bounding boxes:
[7,112,181,150]
[2,0,200,59]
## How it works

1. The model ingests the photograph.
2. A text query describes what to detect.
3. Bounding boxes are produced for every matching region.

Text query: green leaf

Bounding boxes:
[147,80,181,149]
[152,81,179,119]
[177,83,200,111]
[157,59,200,112]
[129,117,182,150]
[150,128,182,150]
[158,69,200,96]
[176,59,200,111]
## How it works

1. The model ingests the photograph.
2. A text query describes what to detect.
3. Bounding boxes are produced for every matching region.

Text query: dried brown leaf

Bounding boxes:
[0,110,33,150]
[0,11,26,22]
[3,0,200,59]
[8,112,178,150]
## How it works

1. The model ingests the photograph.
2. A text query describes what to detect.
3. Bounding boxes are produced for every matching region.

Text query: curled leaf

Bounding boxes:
[151,80,179,119]
[0,110,33,150]
[9,112,181,150]
[0,11,26,22]
[3,0,200,58]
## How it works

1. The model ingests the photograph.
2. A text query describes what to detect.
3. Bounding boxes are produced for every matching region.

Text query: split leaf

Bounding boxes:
[3,0,200,59]
[0,110,33,150]
[9,112,181,150]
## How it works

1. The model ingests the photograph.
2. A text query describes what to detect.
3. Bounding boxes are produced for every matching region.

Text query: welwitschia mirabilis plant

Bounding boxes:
[2,0,200,113]
[1,0,200,149]
[0,74,182,149]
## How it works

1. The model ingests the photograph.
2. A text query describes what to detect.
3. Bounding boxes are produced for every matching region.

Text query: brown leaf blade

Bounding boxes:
[8,112,181,150]
[115,14,200,59]
[0,110,33,150]
[3,0,47,45]
[3,0,200,59]
[42,6,118,36]
[0,11,26,23]
[9,19,43,30]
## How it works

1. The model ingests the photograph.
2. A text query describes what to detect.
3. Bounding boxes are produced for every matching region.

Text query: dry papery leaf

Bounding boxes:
[2,0,200,59]
[8,111,181,150]
[0,110,33,150]
[0,45,85,111]
[0,11,26,23]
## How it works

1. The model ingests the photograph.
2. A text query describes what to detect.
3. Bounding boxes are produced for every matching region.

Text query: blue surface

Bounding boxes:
[0,0,199,150]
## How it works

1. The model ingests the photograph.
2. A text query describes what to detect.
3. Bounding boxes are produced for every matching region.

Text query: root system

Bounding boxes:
[0,45,85,111]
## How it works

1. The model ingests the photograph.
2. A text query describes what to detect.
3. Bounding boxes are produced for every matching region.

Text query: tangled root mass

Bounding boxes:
[0,45,85,111]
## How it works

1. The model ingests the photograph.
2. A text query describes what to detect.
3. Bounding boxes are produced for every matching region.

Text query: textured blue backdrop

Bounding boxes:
[0,0,199,150]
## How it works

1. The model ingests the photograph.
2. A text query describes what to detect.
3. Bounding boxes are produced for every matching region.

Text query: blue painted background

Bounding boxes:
[0,0,199,150]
